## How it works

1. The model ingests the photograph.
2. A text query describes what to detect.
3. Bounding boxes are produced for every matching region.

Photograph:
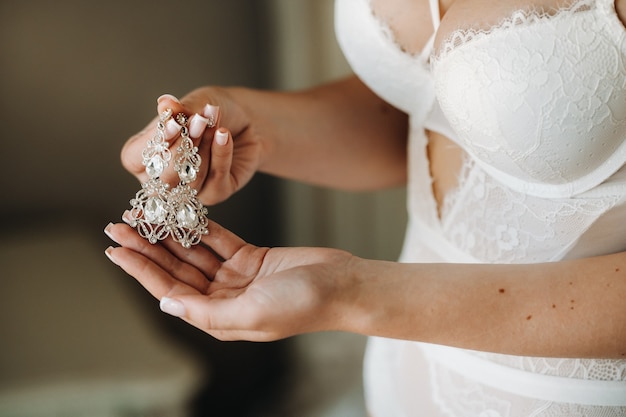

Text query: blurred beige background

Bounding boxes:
[0,1,407,416]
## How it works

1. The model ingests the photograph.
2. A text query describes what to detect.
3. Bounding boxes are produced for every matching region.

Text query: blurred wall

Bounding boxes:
[0,0,280,243]
[0,1,286,416]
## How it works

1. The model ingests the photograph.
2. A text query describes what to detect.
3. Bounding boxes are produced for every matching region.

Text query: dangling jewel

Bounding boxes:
[128,109,174,244]
[170,113,209,248]
[146,155,166,178]
[144,196,169,223]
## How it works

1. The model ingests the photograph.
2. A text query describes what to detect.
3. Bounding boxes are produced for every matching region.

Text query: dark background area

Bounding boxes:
[0,1,293,416]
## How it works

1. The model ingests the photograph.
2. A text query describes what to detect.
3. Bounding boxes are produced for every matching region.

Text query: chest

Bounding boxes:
[370,0,626,57]
[352,0,626,199]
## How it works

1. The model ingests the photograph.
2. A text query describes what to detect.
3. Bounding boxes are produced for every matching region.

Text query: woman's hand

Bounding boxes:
[122,77,411,197]
[121,87,262,205]
[104,220,355,341]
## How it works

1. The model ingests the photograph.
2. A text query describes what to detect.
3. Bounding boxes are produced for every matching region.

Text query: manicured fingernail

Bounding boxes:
[189,114,210,138]
[105,246,119,265]
[202,104,219,127]
[122,210,132,225]
[157,94,181,104]
[104,223,119,244]
[215,129,228,146]
[160,297,186,317]
[165,118,181,139]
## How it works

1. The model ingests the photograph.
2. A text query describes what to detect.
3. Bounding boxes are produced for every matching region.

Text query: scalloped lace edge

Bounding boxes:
[433,0,595,61]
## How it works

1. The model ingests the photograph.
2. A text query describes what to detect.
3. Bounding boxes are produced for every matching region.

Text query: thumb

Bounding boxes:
[159,293,252,333]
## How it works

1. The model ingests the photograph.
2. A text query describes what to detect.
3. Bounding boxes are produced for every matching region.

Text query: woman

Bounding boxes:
[105,0,626,415]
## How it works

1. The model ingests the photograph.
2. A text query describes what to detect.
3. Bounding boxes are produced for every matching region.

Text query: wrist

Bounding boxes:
[334,257,433,340]
[333,256,388,336]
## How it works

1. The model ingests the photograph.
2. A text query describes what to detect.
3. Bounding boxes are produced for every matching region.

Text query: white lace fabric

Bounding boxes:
[427,356,626,417]
[439,156,623,264]
[431,0,626,198]
[334,0,626,415]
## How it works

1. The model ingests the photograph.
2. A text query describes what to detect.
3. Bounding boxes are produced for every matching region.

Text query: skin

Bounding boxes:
[108,0,626,359]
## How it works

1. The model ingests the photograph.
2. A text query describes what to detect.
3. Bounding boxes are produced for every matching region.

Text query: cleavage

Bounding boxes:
[370,0,465,219]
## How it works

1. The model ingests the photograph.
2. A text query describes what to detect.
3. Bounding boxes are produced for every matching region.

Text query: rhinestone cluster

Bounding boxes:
[128,109,209,248]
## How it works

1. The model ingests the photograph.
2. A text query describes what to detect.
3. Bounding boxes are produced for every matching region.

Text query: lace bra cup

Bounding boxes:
[432,0,626,198]
[337,0,626,199]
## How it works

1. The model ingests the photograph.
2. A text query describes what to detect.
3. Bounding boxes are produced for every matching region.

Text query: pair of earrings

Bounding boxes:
[128,109,209,248]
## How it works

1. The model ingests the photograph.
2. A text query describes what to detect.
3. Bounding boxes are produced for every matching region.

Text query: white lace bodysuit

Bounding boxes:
[334,0,626,415]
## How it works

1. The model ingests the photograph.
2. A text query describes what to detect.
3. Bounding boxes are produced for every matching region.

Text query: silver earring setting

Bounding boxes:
[128,109,209,248]
[169,113,209,248]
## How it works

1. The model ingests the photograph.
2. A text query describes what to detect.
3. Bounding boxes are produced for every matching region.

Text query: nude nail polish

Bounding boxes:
[189,114,210,138]
[202,104,219,127]
[105,246,119,265]
[160,297,186,317]
[157,94,181,104]
[122,210,132,225]
[104,222,119,244]
[215,129,228,146]
[165,118,181,139]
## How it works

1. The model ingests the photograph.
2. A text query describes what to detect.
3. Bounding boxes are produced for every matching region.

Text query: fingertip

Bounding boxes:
[157,94,181,105]
[189,114,210,139]
[207,129,233,199]
[157,94,186,115]
[165,118,182,139]
[122,210,132,225]
[105,246,119,266]
[202,104,220,128]
[104,222,119,244]
[214,128,229,146]
[160,296,186,318]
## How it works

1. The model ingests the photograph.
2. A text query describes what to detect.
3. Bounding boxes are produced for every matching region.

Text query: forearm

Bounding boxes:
[229,75,409,190]
[340,252,626,359]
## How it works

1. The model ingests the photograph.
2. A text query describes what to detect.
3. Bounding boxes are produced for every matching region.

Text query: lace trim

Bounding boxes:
[429,358,626,417]
[439,152,474,222]
[470,351,626,382]
[433,0,594,61]
[367,0,423,59]
[438,163,621,264]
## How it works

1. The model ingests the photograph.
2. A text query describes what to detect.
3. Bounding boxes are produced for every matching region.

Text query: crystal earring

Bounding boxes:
[128,109,174,243]
[168,113,209,248]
